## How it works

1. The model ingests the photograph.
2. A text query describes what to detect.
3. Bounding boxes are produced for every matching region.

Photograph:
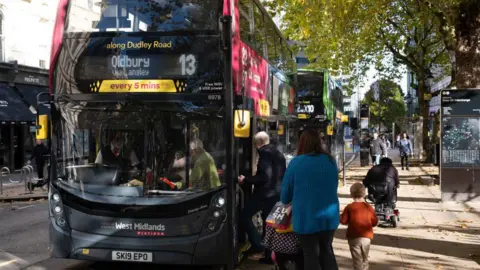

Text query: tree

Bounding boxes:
[362,79,406,131]
[263,0,455,159]
[419,0,480,88]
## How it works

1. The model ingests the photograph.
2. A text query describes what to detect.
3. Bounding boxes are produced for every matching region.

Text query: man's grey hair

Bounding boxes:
[254,131,270,146]
[190,139,204,151]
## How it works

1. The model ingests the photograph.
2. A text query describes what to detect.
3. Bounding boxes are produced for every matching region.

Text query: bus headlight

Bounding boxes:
[52,193,60,202]
[216,196,225,208]
[54,205,63,214]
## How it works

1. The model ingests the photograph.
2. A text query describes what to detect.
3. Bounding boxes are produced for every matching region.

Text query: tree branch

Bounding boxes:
[428,47,447,68]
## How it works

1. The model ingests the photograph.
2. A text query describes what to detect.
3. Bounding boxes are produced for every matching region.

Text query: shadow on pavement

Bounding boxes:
[335,228,480,264]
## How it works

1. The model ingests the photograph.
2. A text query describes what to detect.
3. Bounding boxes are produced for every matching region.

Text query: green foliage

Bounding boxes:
[362,79,406,130]
[266,0,451,81]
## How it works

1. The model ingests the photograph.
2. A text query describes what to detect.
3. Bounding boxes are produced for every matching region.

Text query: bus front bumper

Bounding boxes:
[49,218,228,265]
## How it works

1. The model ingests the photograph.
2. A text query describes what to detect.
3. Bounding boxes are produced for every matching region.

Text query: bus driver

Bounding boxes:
[94,133,140,168]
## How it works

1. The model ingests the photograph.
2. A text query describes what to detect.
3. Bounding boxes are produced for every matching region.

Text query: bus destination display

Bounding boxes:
[71,36,223,94]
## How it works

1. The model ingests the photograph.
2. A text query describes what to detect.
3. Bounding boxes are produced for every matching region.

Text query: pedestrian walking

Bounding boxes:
[28,140,49,179]
[381,134,391,157]
[369,133,386,166]
[397,132,413,170]
[340,182,378,270]
[238,131,286,264]
[281,129,340,270]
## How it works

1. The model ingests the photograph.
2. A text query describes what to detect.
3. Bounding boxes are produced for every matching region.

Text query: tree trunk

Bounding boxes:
[455,0,480,88]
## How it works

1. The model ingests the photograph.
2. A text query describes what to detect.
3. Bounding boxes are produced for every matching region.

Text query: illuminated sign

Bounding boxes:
[90,80,177,93]
[70,36,223,95]
[296,104,315,114]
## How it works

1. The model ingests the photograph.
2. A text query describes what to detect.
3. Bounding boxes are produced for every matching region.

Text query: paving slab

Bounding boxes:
[0,183,47,202]
[242,151,480,269]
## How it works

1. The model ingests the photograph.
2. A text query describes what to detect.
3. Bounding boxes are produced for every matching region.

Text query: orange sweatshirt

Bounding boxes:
[340,202,378,240]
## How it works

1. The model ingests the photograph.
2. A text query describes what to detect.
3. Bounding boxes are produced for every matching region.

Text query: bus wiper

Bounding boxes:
[184,18,196,29]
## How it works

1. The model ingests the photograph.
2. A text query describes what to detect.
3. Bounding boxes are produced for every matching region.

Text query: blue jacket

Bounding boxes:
[397,139,412,155]
[281,154,340,234]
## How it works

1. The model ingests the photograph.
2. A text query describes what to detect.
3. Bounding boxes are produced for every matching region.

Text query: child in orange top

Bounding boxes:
[340,182,378,270]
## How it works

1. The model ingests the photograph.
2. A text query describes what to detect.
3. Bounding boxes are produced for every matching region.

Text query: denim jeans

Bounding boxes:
[371,155,381,166]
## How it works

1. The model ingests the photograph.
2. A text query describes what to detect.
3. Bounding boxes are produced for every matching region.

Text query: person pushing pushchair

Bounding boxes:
[262,203,303,269]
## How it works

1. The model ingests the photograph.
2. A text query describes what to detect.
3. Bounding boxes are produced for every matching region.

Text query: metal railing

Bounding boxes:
[21,165,34,194]
[0,167,10,195]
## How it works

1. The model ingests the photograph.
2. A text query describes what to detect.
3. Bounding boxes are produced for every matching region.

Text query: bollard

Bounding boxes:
[0,167,10,195]
[26,165,34,194]
[23,166,27,193]
[23,165,34,194]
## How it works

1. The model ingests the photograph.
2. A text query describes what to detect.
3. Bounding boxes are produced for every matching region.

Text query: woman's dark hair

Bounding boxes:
[297,129,333,160]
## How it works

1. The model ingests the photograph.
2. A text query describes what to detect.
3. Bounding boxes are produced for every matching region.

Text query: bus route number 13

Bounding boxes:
[179,54,196,76]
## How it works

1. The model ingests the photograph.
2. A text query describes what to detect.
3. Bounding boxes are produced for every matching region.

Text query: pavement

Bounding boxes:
[0,173,47,202]
[241,149,480,270]
[0,150,479,269]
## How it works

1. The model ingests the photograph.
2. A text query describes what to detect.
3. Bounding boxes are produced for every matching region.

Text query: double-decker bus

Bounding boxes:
[40,0,296,268]
[294,68,344,166]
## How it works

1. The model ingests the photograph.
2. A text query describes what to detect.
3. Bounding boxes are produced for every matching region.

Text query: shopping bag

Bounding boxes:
[275,223,293,233]
[265,202,292,230]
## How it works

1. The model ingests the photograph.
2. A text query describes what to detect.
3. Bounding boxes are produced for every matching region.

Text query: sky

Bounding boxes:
[357,65,408,100]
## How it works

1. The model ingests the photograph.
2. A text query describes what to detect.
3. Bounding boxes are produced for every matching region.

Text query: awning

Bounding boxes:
[0,83,36,124]
[15,84,51,115]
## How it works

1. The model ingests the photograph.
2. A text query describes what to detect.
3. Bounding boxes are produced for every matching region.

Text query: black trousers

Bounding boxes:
[275,252,304,270]
[240,194,279,258]
[401,154,409,168]
[297,230,338,270]
[36,162,45,179]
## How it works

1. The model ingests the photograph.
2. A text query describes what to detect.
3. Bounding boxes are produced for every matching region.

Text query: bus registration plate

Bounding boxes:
[112,251,152,262]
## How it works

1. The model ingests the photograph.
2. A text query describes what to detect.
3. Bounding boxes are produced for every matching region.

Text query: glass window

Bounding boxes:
[297,71,324,97]
[66,0,221,33]
[266,20,278,64]
[0,12,4,62]
[54,102,225,196]
[280,40,290,69]
[253,3,265,56]
[274,36,281,66]
[239,0,253,44]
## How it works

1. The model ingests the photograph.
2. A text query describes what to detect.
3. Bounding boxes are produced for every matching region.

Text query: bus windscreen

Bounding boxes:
[297,72,324,97]
[66,0,221,33]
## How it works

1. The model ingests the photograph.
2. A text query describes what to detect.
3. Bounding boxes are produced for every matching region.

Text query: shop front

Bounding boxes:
[0,62,49,171]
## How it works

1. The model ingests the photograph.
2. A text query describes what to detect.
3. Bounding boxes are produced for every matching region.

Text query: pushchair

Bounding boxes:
[365,182,400,228]
[262,225,303,270]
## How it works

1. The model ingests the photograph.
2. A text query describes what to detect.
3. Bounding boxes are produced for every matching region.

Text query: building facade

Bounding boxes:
[0,0,57,171]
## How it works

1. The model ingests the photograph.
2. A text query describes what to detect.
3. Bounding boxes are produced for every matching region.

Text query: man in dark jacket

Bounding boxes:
[238,131,286,263]
[363,157,399,207]
[369,132,386,166]
[27,140,49,191]
[29,140,49,179]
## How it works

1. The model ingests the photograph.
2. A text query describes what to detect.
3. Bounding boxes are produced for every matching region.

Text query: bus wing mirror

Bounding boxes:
[234,110,251,138]
[36,115,49,140]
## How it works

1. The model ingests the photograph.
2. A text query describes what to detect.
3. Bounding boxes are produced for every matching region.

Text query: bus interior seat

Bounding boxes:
[73,166,121,186]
